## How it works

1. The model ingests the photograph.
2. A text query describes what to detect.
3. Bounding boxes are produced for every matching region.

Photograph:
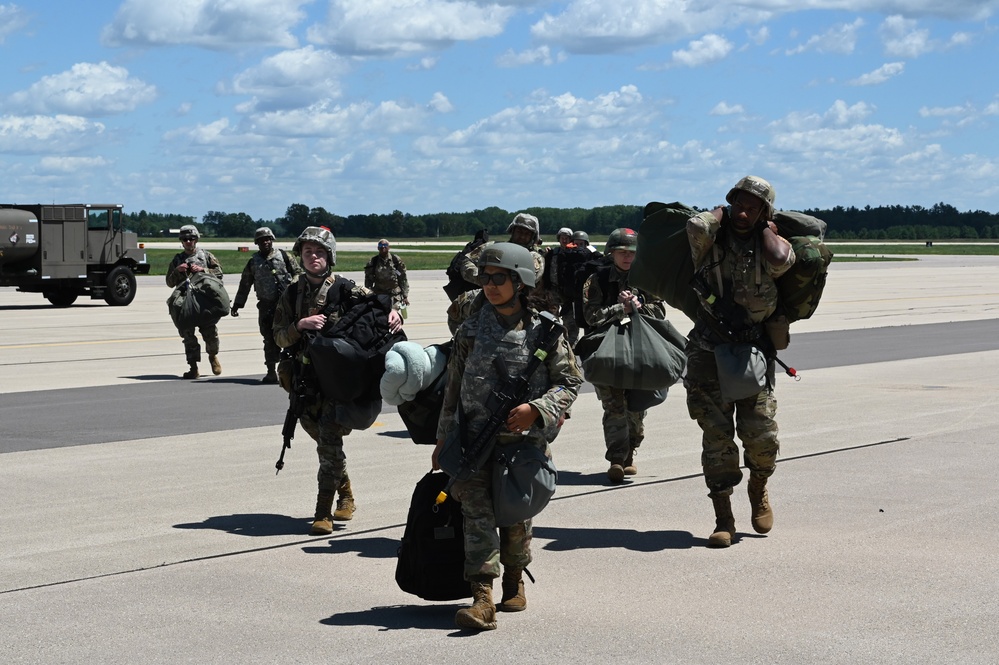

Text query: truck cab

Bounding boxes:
[0,203,150,306]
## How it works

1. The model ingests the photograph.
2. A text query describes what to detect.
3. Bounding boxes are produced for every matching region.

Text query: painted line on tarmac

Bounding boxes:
[0,436,911,595]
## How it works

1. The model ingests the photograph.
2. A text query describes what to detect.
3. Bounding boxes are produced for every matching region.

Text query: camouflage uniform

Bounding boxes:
[437,303,581,580]
[273,274,375,495]
[166,248,223,364]
[233,248,303,370]
[684,208,795,496]
[582,265,667,464]
[363,252,409,310]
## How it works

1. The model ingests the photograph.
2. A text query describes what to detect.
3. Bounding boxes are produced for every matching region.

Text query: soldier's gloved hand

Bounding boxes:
[230,306,240,317]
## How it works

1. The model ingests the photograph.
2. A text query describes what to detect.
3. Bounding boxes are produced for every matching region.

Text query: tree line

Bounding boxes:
[124,201,999,241]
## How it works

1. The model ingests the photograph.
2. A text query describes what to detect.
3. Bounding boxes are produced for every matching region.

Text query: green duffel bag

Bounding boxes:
[773,209,832,322]
[630,201,700,324]
[778,235,833,322]
[579,313,687,391]
[167,273,231,329]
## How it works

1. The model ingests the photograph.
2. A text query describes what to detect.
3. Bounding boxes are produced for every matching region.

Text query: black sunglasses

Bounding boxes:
[477,272,510,287]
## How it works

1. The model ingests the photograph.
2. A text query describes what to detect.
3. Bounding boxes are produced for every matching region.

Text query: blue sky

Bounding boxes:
[2,1,998,221]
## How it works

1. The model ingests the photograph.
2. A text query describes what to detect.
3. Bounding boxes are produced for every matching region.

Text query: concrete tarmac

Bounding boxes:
[2,257,998,663]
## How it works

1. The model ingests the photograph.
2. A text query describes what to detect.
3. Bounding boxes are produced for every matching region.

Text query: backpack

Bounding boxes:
[555,246,593,302]
[443,230,489,301]
[397,341,453,445]
[772,211,833,322]
[629,201,700,323]
[395,471,470,601]
[309,291,406,405]
[571,254,611,331]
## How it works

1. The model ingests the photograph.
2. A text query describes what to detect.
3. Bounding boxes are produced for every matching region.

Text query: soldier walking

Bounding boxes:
[432,243,581,632]
[231,227,303,383]
[581,228,667,482]
[363,239,409,313]
[166,225,224,379]
[273,227,404,534]
[684,176,795,547]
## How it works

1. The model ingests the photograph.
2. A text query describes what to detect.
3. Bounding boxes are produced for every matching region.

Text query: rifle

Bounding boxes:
[275,351,320,473]
[435,311,564,506]
[690,271,798,380]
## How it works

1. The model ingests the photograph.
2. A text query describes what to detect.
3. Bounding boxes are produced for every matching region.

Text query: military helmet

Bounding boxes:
[254,227,275,242]
[605,228,638,253]
[476,242,536,288]
[179,224,200,240]
[557,227,573,238]
[294,226,337,265]
[572,230,589,245]
[506,212,541,245]
[726,175,775,219]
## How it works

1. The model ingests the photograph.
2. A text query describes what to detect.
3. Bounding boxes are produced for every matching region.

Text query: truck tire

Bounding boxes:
[45,290,78,307]
[104,265,137,306]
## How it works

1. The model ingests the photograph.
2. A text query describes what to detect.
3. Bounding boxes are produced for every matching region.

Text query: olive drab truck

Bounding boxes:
[0,203,150,306]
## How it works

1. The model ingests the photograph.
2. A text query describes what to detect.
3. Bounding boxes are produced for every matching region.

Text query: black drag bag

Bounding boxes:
[395,471,470,601]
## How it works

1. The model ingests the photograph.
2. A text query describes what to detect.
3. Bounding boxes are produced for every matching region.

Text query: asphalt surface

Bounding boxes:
[2,258,998,664]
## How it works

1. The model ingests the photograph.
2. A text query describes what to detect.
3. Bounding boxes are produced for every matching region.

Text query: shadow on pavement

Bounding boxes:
[535,525,697,552]
[302,536,400,559]
[320,604,463,632]
[174,513,308,537]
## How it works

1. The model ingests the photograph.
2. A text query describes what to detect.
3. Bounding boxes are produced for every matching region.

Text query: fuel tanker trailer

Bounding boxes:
[0,203,149,306]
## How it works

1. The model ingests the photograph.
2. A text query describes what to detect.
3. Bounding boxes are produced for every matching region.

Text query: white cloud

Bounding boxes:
[101,0,307,49]
[849,61,905,86]
[0,3,30,44]
[786,18,864,55]
[6,62,156,116]
[0,114,106,153]
[428,92,454,113]
[496,45,566,67]
[748,26,770,46]
[919,105,970,118]
[671,34,733,67]
[711,102,745,116]
[39,155,110,173]
[307,0,514,56]
[407,57,439,71]
[222,47,348,112]
[531,1,769,54]
[879,16,932,57]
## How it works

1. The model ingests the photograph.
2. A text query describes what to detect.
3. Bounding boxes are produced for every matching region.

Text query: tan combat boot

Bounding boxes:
[607,462,625,483]
[209,355,222,375]
[182,363,199,380]
[455,576,497,631]
[707,493,736,548]
[497,567,527,612]
[333,476,356,521]
[309,491,335,535]
[623,449,638,476]
[748,475,773,534]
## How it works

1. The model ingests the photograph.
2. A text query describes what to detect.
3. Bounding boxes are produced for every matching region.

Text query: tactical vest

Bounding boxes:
[460,306,555,444]
[250,250,295,303]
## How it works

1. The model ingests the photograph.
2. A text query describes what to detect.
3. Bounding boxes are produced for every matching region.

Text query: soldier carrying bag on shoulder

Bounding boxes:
[435,311,564,525]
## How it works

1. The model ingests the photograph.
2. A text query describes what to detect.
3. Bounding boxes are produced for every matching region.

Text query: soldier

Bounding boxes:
[581,228,667,482]
[432,243,581,632]
[683,176,795,548]
[231,227,303,383]
[166,225,224,379]
[448,213,553,335]
[458,213,546,291]
[363,238,409,313]
[273,227,404,534]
